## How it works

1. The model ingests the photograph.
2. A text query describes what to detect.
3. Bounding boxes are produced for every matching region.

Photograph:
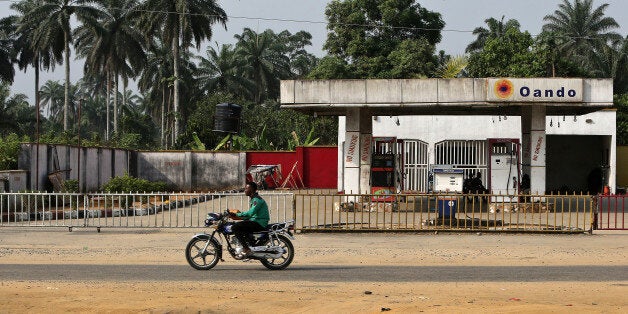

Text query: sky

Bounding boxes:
[2,0,627,101]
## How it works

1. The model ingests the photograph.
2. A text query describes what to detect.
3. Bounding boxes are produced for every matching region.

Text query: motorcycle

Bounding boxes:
[185,210,295,270]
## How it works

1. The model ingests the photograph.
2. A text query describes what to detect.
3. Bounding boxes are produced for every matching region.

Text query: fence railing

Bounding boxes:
[3,191,617,233]
[0,192,294,230]
[596,194,627,230]
[294,192,596,233]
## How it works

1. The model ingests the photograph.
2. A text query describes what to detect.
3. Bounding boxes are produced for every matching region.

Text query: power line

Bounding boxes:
[0,0,622,41]
[0,0,473,34]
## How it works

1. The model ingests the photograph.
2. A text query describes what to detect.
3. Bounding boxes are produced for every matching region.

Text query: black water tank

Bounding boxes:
[213,103,242,134]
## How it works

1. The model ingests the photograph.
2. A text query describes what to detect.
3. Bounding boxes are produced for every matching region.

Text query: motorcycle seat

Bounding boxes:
[266,222,286,230]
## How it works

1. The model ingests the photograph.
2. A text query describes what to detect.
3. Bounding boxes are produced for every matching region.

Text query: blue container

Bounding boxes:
[437,197,457,218]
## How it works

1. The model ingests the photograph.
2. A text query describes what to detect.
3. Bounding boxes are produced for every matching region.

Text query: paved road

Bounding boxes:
[2,264,627,282]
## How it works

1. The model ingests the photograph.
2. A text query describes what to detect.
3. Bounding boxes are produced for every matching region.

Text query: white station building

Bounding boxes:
[280,78,615,195]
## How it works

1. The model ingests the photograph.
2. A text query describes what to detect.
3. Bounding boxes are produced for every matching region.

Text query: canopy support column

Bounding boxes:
[521,106,547,195]
[343,108,372,194]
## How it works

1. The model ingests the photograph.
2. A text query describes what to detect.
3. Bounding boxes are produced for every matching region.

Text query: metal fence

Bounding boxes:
[3,191,618,233]
[596,194,627,230]
[0,192,294,230]
[294,192,596,233]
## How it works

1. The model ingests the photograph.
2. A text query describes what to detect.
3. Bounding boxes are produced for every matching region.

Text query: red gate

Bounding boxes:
[597,195,627,230]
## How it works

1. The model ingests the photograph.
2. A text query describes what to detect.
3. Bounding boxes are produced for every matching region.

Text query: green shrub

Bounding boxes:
[0,133,29,170]
[63,179,79,193]
[103,173,167,193]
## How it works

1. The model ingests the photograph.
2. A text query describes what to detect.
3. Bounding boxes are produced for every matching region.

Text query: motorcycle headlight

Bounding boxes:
[204,213,221,226]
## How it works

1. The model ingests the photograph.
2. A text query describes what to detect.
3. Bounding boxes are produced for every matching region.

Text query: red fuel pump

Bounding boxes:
[371,137,403,201]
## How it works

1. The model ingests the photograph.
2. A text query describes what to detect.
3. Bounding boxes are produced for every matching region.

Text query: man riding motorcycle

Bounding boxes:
[228,181,270,257]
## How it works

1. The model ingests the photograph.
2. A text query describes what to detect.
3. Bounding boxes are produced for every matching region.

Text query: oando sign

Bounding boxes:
[487,78,583,102]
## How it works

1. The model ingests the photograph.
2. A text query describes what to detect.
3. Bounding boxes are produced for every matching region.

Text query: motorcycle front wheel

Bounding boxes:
[260,234,294,270]
[185,236,220,270]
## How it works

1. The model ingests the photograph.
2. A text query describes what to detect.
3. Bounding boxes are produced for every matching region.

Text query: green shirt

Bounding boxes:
[236,194,270,227]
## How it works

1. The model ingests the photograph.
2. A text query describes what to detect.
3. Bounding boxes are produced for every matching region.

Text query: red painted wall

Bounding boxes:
[301,146,337,188]
[246,146,337,189]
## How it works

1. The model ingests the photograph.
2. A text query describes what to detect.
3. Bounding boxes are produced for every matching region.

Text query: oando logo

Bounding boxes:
[487,78,583,102]
[494,79,514,99]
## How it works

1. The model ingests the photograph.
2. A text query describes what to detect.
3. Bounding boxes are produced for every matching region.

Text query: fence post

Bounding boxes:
[292,193,297,232]
[591,195,598,233]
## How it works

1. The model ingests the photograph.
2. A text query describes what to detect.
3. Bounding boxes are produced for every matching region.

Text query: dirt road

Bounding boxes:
[0,228,626,313]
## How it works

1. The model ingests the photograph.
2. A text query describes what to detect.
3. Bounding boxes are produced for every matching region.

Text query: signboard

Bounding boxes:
[487,78,583,102]
[344,132,360,168]
[360,134,372,164]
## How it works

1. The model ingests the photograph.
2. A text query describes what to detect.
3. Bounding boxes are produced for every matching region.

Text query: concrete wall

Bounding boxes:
[0,170,28,192]
[18,144,131,192]
[17,147,335,192]
[18,144,246,192]
[135,151,246,191]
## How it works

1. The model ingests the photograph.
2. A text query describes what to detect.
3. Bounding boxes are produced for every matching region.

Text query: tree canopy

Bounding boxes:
[466,16,521,53]
[317,0,444,79]
[467,28,546,78]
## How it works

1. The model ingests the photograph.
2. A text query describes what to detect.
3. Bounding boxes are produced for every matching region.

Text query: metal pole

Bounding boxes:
[35,88,40,191]
[77,98,82,192]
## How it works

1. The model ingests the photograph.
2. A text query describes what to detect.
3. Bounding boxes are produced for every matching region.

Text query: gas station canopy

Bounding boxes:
[279,78,615,195]
[280,78,613,116]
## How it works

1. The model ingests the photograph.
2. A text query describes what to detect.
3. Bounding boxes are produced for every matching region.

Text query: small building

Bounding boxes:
[339,110,615,194]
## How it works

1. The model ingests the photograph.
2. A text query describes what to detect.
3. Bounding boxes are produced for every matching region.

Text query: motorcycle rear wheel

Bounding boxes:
[260,234,294,270]
[186,236,220,270]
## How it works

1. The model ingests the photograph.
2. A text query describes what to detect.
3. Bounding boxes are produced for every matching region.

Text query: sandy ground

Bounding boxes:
[0,228,626,313]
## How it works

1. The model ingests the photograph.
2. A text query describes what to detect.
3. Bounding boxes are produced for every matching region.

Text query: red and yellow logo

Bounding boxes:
[494,79,514,99]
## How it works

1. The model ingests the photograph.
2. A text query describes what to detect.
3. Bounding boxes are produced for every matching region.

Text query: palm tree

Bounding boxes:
[0,83,38,137]
[11,0,62,140]
[0,17,17,84]
[140,0,227,142]
[613,37,628,94]
[75,0,146,138]
[196,43,254,97]
[435,55,469,78]
[39,80,66,126]
[118,88,141,110]
[0,83,22,134]
[138,41,173,147]
[73,76,108,138]
[20,0,101,132]
[590,36,628,93]
[75,0,145,138]
[138,39,200,148]
[466,16,521,53]
[542,0,622,72]
[118,92,157,147]
[234,28,290,104]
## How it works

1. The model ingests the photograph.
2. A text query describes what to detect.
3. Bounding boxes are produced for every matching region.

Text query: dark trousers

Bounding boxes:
[232,220,265,249]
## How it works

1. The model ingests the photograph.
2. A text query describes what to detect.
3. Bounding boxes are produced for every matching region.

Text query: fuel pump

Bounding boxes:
[371,137,402,201]
[429,165,464,218]
[488,139,521,201]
